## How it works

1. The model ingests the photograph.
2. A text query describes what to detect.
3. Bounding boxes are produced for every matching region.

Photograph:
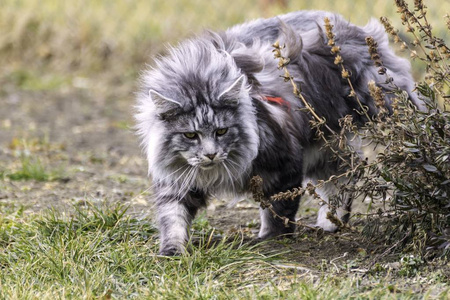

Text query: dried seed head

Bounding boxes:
[277,57,290,68]
[283,69,292,81]
[270,187,305,202]
[334,55,343,65]
[368,80,386,109]
[401,14,408,23]
[341,69,350,79]
[250,176,264,204]
[366,36,384,68]
[330,45,341,54]
[324,17,335,41]
[378,67,387,75]
[380,17,398,37]
[392,97,402,117]
[414,0,424,11]
[339,114,354,129]
[306,182,321,199]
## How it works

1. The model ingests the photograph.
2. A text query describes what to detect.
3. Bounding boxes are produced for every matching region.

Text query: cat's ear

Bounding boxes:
[149,90,182,113]
[218,75,247,106]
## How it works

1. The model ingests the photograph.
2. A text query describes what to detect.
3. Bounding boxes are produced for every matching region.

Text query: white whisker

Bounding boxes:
[225,158,247,186]
[223,162,237,196]
[173,165,199,200]
[159,165,192,198]
[177,167,195,198]
[149,164,189,190]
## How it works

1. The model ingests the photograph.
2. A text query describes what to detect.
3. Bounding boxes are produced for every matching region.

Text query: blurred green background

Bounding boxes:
[0,0,448,84]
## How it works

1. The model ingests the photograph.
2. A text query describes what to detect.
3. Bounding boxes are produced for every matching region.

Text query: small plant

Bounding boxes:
[6,155,53,181]
[398,254,424,277]
[191,211,212,233]
[262,0,450,258]
[4,137,65,182]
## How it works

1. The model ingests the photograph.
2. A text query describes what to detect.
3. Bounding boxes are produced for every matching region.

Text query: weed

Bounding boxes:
[191,211,212,233]
[262,0,450,258]
[398,254,424,277]
[6,155,55,181]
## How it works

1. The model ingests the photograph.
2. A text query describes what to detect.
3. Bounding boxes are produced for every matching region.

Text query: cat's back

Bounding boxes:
[225,10,336,45]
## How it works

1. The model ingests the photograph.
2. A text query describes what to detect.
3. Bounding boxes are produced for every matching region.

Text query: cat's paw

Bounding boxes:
[159,246,182,256]
[257,227,295,240]
[315,218,339,233]
[315,209,353,233]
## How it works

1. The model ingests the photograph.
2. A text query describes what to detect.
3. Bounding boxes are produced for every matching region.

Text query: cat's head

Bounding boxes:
[135,35,260,193]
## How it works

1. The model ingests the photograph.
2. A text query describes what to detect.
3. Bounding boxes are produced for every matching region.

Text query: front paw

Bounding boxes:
[159,246,182,256]
[257,226,295,240]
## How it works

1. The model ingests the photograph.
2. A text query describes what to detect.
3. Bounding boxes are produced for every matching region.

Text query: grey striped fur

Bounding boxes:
[135,10,421,255]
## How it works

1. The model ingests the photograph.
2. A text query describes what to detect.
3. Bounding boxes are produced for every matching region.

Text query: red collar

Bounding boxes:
[265,96,291,110]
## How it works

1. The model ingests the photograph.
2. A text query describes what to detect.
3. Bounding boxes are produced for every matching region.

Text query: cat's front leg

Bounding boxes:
[155,187,206,256]
[258,198,300,239]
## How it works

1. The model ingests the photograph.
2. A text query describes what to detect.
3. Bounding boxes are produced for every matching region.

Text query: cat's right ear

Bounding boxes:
[149,90,182,115]
[218,75,247,107]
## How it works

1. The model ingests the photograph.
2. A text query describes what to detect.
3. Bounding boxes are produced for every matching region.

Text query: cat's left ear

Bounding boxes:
[218,75,247,106]
[149,90,182,114]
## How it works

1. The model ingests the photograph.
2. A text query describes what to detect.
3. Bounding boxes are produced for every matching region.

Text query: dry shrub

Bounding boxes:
[264,0,450,257]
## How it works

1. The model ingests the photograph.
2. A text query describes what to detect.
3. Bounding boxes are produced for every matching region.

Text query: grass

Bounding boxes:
[5,155,55,181]
[3,138,65,182]
[0,0,448,81]
[0,203,448,299]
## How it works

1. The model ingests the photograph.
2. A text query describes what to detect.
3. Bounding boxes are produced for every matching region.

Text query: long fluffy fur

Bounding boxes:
[135,10,421,255]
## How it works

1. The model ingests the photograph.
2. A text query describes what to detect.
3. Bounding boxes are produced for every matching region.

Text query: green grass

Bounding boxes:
[5,155,59,182]
[9,69,69,91]
[0,0,448,79]
[0,204,448,299]
[2,137,66,182]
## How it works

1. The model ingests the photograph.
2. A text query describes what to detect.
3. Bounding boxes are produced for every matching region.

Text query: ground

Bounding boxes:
[1,77,449,298]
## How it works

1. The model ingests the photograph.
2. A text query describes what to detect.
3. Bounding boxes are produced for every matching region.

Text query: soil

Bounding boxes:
[1,77,448,293]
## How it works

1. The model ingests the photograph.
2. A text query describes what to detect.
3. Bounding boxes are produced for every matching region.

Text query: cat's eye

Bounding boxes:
[183,132,198,139]
[216,128,228,136]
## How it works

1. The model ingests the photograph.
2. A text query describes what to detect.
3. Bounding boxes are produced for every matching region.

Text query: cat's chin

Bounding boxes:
[198,163,218,170]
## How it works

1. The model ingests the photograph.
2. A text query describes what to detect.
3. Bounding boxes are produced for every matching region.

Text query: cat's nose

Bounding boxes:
[205,153,217,160]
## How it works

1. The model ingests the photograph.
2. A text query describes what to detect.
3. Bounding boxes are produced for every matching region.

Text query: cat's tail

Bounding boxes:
[277,20,303,62]
[363,18,426,111]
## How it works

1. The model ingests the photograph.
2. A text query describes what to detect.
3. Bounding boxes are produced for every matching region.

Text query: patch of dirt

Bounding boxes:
[206,203,376,268]
[0,79,151,214]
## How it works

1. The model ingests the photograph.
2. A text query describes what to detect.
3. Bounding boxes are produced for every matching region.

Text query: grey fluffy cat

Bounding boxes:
[135,11,423,255]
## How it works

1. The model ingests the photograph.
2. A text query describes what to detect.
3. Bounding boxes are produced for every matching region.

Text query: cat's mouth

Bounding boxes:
[199,162,217,170]
[198,159,226,170]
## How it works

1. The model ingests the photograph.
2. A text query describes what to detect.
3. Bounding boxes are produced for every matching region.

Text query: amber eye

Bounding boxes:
[216,128,228,136]
[183,132,197,139]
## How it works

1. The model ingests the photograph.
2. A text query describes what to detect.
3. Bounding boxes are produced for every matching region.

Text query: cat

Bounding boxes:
[135,10,422,256]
